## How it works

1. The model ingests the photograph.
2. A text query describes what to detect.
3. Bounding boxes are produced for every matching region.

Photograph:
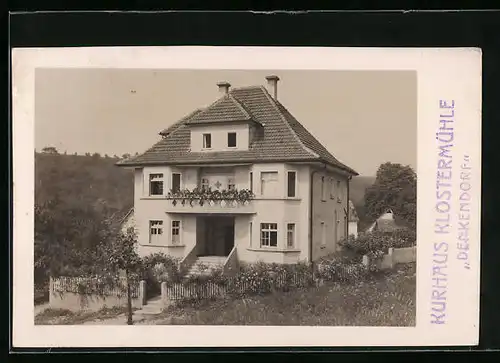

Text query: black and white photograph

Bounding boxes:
[12,47,481,347]
[33,68,418,326]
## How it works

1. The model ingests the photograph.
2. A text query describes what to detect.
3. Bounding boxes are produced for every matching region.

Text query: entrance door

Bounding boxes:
[202,216,235,256]
[223,225,235,255]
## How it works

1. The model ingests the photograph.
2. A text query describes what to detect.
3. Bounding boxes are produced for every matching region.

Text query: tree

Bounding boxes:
[95,227,142,325]
[34,198,111,280]
[363,162,416,229]
[122,153,131,159]
[42,146,58,154]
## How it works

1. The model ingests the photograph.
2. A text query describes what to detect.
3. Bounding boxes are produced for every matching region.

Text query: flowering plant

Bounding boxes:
[167,187,254,206]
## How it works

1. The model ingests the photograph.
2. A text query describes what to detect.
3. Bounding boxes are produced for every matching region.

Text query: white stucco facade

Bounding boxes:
[129,162,349,264]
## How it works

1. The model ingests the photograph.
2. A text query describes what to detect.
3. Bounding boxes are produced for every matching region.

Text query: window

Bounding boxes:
[227,132,237,147]
[260,171,279,197]
[172,173,181,192]
[287,223,295,248]
[249,222,253,247]
[260,223,278,247]
[330,178,335,199]
[149,220,163,244]
[249,172,253,192]
[287,171,297,198]
[334,210,338,245]
[202,133,212,149]
[227,177,236,191]
[171,220,181,245]
[201,178,209,191]
[321,222,326,247]
[337,180,342,201]
[321,176,326,201]
[149,173,164,196]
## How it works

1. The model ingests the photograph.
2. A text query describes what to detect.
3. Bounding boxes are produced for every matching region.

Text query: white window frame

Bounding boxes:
[330,178,335,199]
[201,177,209,191]
[260,223,278,248]
[260,171,279,197]
[149,220,164,244]
[227,132,237,148]
[286,223,296,249]
[320,221,326,247]
[202,133,212,149]
[149,173,164,196]
[286,170,297,198]
[171,172,182,192]
[171,219,181,245]
[249,222,253,248]
[227,177,236,191]
[321,176,327,201]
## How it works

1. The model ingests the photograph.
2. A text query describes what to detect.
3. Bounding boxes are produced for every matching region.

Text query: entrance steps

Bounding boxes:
[135,296,164,316]
[185,256,226,277]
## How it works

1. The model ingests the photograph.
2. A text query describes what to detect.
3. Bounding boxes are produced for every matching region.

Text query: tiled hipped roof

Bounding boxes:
[118,86,358,175]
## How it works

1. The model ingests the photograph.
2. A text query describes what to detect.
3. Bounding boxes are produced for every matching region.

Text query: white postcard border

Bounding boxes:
[12,46,482,347]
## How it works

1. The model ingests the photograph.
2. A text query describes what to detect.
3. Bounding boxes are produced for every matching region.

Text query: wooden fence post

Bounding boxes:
[139,280,147,306]
[49,276,54,305]
[161,282,167,302]
[388,248,394,269]
[362,255,370,269]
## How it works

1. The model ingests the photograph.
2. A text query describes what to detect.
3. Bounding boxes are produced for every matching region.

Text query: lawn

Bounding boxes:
[152,263,416,326]
[35,306,132,325]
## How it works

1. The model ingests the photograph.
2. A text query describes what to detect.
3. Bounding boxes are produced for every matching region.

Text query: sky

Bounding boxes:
[35,69,417,176]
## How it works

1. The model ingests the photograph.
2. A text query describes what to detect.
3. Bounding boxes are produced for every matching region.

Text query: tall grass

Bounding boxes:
[159,263,415,327]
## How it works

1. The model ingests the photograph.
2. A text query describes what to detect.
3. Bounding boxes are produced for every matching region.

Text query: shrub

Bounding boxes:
[140,253,184,297]
[339,229,416,256]
[316,257,368,283]
[228,261,313,296]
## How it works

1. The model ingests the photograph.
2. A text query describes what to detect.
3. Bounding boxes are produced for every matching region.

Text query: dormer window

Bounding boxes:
[227,132,237,148]
[202,133,212,149]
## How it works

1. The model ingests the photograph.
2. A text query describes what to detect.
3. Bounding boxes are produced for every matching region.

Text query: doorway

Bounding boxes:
[199,216,235,256]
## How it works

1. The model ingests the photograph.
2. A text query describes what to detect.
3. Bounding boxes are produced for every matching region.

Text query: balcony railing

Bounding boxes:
[165,188,255,214]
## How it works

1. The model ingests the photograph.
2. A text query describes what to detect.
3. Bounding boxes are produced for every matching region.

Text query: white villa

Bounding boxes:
[117,76,358,271]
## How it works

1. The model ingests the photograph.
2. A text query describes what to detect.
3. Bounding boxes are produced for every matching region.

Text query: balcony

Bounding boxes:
[165,188,255,214]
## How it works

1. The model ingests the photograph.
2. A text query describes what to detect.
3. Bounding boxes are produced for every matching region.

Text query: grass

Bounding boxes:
[154,263,415,326]
[35,305,133,325]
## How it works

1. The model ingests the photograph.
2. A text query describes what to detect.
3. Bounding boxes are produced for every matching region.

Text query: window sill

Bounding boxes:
[141,196,166,200]
[254,197,302,201]
[247,247,301,253]
[143,244,185,248]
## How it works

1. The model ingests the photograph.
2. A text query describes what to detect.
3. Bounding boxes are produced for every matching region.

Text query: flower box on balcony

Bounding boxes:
[166,188,254,207]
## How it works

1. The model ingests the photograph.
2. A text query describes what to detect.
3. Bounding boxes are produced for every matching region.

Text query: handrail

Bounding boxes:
[180,244,199,275]
[223,246,239,276]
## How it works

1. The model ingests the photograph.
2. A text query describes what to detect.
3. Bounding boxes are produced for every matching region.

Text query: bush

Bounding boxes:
[316,257,368,283]
[141,253,184,297]
[339,229,416,256]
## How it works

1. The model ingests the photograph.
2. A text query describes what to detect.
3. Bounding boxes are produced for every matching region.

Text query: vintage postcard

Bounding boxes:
[12,46,481,348]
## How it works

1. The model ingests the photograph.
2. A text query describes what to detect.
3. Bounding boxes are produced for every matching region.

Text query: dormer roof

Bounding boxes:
[118,84,358,176]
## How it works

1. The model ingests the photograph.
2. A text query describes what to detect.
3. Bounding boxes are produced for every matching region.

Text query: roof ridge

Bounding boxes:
[159,108,203,135]
[230,85,263,92]
[228,93,253,120]
[259,86,319,158]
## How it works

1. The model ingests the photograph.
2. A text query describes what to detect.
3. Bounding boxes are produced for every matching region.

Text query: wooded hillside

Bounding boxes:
[35,152,134,217]
[34,152,134,284]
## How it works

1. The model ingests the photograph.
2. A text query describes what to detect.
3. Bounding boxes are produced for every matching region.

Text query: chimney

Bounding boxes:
[265,75,280,99]
[217,81,231,95]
